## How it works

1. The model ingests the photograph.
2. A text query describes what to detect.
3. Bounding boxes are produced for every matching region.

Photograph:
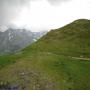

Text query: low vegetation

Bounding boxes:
[0,19,90,90]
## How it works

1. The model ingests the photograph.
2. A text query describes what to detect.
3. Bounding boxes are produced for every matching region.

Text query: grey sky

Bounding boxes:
[0,0,90,32]
[0,0,70,26]
[47,0,70,5]
[0,0,30,26]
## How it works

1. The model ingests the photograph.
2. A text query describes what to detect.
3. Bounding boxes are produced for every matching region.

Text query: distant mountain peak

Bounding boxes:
[0,28,46,55]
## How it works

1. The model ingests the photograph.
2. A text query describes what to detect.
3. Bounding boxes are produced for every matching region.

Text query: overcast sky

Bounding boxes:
[0,0,90,32]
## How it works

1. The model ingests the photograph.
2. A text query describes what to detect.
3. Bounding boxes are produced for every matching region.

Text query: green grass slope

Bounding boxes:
[0,19,90,90]
[24,19,90,57]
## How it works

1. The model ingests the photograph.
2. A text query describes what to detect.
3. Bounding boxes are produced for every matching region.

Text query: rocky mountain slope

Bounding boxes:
[0,28,46,54]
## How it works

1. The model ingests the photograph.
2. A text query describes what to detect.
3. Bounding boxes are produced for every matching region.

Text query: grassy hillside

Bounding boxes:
[24,19,90,57]
[0,19,90,90]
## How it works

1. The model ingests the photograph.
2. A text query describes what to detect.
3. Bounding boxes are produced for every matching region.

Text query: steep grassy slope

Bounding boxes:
[24,19,90,57]
[0,19,90,90]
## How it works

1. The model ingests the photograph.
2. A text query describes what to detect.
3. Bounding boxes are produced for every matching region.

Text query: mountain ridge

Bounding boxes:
[23,19,90,57]
[0,28,46,55]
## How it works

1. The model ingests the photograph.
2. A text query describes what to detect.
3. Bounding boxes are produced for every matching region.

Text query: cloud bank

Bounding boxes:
[0,0,72,32]
[47,0,70,5]
[0,0,70,26]
[0,0,30,26]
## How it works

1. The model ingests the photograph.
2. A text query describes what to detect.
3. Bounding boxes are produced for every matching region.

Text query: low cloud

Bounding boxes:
[0,0,71,31]
[47,0,70,5]
[0,0,30,26]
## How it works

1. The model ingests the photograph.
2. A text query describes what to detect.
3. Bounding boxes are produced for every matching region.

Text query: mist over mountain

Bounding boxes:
[0,28,46,55]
